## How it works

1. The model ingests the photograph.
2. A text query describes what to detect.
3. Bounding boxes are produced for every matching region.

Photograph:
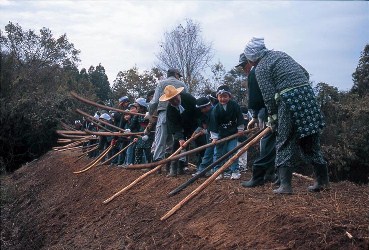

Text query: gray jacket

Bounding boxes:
[148,76,189,115]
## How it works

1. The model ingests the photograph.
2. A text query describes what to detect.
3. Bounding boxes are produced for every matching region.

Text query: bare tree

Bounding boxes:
[156,19,213,93]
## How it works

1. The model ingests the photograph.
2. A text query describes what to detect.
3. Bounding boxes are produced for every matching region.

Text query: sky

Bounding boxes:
[1,0,368,91]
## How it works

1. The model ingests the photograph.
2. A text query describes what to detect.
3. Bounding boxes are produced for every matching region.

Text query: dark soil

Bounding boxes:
[1,150,368,249]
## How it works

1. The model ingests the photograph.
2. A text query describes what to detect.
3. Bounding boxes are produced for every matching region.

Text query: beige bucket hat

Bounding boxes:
[159,85,184,101]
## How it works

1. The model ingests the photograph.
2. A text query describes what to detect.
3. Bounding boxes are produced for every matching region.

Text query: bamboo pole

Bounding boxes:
[60,121,77,131]
[168,128,265,196]
[76,109,122,132]
[56,130,144,137]
[124,128,258,170]
[292,172,314,181]
[53,140,86,150]
[99,141,136,166]
[74,145,99,163]
[73,145,113,174]
[102,133,203,204]
[84,116,113,132]
[71,91,154,117]
[160,127,271,221]
[54,144,87,152]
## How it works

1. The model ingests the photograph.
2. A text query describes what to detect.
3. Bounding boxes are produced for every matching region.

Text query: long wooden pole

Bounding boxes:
[99,141,136,166]
[56,130,144,137]
[71,91,151,117]
[160,127,271,221]
[73,145,113,174]
[53,140,87,150]
[84,116,113,132]
[168,128,266,196]
[74,145,99,163]
[124,128,258,170]
[102,133,203,204]
[76,109,124,132]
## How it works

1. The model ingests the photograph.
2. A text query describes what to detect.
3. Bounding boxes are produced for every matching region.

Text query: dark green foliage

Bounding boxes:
[88,64,111,101]
[0,22,103,173]
[111,67,159,102]
[315,82,369,184]
[351,44,369,97]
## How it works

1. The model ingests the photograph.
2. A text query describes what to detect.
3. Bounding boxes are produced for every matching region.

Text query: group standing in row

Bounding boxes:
[78,37,330,195]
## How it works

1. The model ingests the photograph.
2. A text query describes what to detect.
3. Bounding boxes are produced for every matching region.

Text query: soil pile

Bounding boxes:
[1,150,368,249]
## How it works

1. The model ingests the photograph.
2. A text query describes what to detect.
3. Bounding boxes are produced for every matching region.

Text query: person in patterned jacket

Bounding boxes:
[243,37,329,194]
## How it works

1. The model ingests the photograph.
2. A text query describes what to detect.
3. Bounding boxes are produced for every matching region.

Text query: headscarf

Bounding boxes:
[244,37,268,62]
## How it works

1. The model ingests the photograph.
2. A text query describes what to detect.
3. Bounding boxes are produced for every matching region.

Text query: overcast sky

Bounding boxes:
[1,0,368,91]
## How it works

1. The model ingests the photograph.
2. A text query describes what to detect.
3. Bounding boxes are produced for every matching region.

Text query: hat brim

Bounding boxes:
[159,87,184,102]
[235,61,248,68]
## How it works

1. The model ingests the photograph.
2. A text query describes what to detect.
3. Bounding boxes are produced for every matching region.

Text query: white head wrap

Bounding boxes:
[244,37,268,62]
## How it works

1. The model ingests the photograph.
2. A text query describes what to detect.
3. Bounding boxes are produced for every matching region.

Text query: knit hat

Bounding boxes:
[159,85,184,101]
[216,85,232,97]
[196,97,211,108]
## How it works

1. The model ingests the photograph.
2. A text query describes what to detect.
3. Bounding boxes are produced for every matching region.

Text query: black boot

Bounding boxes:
[264,165,276,183]
[308,164,330,192]
[273,166,293,194]
[273,167,281,186]
[165,161,171,174]
[167,161,178,177]
[152,158,162,174]
[177,161,185,175]
[241,166,265,188]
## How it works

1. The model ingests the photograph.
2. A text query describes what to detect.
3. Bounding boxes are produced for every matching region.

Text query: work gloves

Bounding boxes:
[266,114,278,132]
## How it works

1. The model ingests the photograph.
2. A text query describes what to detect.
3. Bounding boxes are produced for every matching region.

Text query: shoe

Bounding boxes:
[231,172,241,180]
[192,171,201,177]
[215,174,223,180]
[223,172,231,179]
[239,166,248,173]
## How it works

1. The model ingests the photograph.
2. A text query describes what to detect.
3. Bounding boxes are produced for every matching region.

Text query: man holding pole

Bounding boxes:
[146,69,189,171]
[159,85,205,177]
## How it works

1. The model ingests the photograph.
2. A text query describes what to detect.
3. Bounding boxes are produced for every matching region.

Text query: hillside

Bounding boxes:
[1,150,368,250]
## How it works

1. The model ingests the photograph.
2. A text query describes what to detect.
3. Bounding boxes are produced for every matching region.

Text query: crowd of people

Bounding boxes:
[75,37,330,195]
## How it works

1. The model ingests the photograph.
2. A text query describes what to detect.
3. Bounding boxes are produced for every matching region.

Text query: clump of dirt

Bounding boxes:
[1,150,368,249]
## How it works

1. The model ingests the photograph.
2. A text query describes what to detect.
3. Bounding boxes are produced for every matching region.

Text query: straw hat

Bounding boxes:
[159,85,184,101]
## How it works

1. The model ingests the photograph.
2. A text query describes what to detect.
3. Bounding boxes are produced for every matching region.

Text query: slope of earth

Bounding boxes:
[1,150,368,250]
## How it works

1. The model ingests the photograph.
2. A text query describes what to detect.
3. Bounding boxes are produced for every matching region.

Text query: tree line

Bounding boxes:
[0,21,368,184]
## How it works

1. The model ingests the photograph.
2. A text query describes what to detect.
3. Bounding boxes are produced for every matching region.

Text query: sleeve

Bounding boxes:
[148,83,162,115]
[208,106,219,137]
[256,64,278,116]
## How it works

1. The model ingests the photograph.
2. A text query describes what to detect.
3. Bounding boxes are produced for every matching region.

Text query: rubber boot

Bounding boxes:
[264,165,276,183]
[152,158,162,174]
[308,164,330,192]
[273,167,281,186]
[273,167,293,194]
[241,166,265,188]
[165,161,171,174]
[167,161,178,177]
[177,161,185,175]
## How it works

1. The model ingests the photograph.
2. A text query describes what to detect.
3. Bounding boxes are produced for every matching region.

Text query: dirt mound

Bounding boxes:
[1,150,368,249]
